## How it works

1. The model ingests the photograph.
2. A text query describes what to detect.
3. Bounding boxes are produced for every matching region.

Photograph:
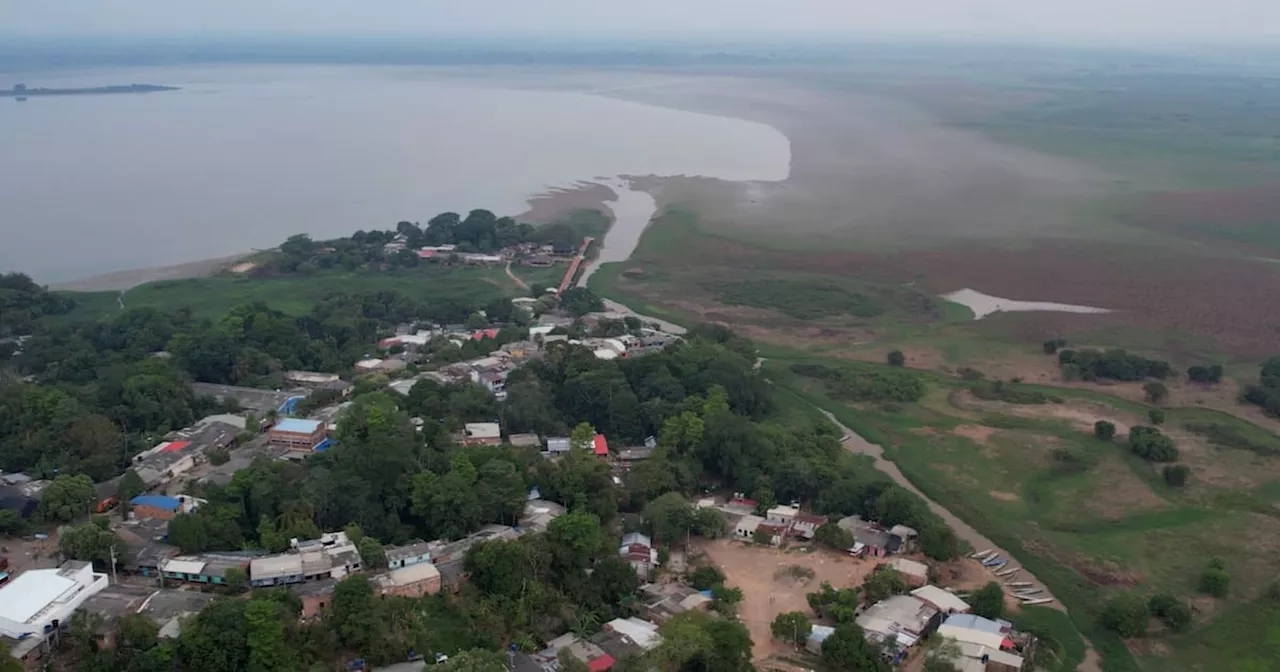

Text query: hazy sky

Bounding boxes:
[3,0,1279,40]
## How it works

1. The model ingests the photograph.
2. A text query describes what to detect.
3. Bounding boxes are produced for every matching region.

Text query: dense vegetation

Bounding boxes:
[710,279,887,320]
[1058,348,1172,382]
[1242,356,1280,417]
[789,363,926,403]
[0,272,75,339]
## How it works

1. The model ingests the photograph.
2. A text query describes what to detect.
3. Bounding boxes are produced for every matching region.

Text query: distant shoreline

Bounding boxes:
[1,83,180,98]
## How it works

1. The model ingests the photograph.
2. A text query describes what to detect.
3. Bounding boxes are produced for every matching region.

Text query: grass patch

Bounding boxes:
[708,278,888,319]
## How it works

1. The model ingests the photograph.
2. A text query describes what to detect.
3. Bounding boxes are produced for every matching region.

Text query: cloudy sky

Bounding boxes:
[3,0,1278,41]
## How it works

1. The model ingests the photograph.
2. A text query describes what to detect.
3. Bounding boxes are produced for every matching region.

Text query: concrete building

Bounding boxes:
[130,494,203,521]
[855,595,941,649]
[385,540,432,570]
[734,515,764,540]
[619,533,658,580]
[159,554,250,586]
[295,579,339,620]
[0,561,109,639]
[374,562,442,598]
[765,505,799,524]
[521,499,567,534]
[507,433,542,448]
[791,512,826,540]
[601,617,662,651]
[837,516,893,557]
[131,440,203,491]
[544,437,571,457]
[284,371,341,387]
[459,422,502,447]
[805,624,836,654]
[755,521,787,547]
[888,525,920,554]
[911,585,971,615]
[250,531,361,587]
[947,641,1024,672]
[267,418,327,452]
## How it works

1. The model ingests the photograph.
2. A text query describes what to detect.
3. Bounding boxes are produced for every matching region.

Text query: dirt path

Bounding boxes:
[504,261,529,291]
[817,409,1102,672]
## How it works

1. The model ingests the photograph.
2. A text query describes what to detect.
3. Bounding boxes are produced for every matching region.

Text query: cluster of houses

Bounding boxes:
[380,239,575,267]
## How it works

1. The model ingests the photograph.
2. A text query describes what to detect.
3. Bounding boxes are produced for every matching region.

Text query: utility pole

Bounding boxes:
[109,545,118,585]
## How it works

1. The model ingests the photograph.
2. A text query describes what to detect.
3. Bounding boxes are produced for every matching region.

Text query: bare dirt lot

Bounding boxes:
[692,538,875,662]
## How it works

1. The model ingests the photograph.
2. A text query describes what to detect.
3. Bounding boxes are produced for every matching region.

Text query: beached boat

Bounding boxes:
[1015,589,1044,597]
[972,549,993,560]
[990,560,1008,571]
[1022,597,1055,605]
[1007,581,1033,588]
[982,556,1003,567]
[996,567,1019,577]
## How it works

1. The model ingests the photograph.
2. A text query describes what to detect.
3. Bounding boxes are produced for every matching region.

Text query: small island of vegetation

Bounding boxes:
[2,82,180,99]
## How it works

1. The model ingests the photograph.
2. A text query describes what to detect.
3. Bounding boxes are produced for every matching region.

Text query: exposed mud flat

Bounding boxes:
[942,288,1111,320]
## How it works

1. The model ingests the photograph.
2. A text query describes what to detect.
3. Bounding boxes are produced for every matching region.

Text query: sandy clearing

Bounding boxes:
[989,490,1020,502]
[693,538,875,662]
[952,424,997,444]
[942,288,1112,320]
[50,253,249,292]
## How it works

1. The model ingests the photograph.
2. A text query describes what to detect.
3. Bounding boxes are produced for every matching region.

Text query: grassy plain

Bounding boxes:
[764,355,1280,672]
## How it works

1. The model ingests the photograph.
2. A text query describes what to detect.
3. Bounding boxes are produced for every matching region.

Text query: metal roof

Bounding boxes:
[384,562,440,586]
[161,558,207,575]
[131,495,182,511]
[0,569,78,624]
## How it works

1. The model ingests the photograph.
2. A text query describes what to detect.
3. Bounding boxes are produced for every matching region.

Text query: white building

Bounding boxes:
[937,613,1010,651]
[603,617,662,651]
[910,585,971,614]
[734,515,764,539]
[0,561,109,639]
[855,595,939,649]
[765,505,799,524]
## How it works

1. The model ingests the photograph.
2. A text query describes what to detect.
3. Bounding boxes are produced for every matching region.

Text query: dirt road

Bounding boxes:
[504,261,529,291]
[817,409,1102,672]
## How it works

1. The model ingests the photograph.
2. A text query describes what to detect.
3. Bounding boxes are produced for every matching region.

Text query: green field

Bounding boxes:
[55,265,534,323]
[763,354,1280,672]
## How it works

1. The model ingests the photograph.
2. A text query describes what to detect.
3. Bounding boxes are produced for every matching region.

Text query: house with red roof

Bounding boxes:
[592,434,609,457]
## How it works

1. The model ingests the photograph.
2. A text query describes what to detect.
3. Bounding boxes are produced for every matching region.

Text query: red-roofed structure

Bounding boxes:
[593,434,609,456]
[471,328,500,341]
[586,655,615,672]
[159,441,190,454]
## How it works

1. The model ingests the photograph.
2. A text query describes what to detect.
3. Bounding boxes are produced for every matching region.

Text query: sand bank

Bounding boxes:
[943,288,1111,320]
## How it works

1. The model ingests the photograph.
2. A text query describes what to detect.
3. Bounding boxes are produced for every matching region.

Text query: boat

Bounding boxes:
[1015,589,1044,597]
[971,549,993,560]
[1022,597,1055,606]
[990,560,1008,571]
[996,567,1019,577]
[1007,581,1033,588]
[982,556,1003,567]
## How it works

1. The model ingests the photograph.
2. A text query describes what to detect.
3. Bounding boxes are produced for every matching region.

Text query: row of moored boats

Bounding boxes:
[969,549,1054,605]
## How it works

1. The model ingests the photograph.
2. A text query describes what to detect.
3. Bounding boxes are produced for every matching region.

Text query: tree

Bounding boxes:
[642,492,694,544]
[466,312,490,330]
[1187,365,1223,384]
[1148,593,1191,632]
[559,288,604,318]
[570,422,597,453]
[653,611,753,672]
[245,599,288,672]
[37,473,97,522]
[116,470,145,516]
[1162,465,1191,487]
[1129,426,1179,462]
[0,510,25,537]
[331,575,379,651]
[60,519,124,566]
[1199,567,1230,598]
[1143,382,1168,404]
[1042,339,1067,355]
[1148,409,1166,425]
[1094,421,1116,441]
[224,566,248,593]
[969,582,1004,619]
[887,350,905,367]
[1098,593,1148,638]
[821,624,890,672]
[919,524,960,561]
[437,649,509,672]
[690,565,726,591]
[357,537,387,569]
[771,612,812,647]
[814,523,854,551]
[860,569,907,604]
[923,638,962,672]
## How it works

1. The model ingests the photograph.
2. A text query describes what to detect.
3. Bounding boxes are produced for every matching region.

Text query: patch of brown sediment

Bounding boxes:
[989,490,1020,502]
[1072,554,1144,588]
[847,346,945,371]
[1077,455,1171,521]
[517,181,616,224]
[51,253,250,292]
[229,262,257,274]
[952,424,996,444]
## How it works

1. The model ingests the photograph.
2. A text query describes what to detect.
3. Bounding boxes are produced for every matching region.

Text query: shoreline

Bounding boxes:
[49,253,250,292]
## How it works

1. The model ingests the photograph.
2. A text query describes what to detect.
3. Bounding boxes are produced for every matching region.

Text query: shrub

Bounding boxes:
[1187,364,1223,384]
[1042,338,1068,354]
[958,367,985,381]
[690,565,726,591]
[1199,568,1230,598]
[887,350,906,367]
[1144,382,1169,404]
[1162,465,1191,487]
[1094,421,1117,441]
[970,582,1004,619]
[1098,593,1149,638]
[1059,348,1171,382]
[1148,409,1166,425]
[1148,593,1192,632]
[1129,426,1179,462]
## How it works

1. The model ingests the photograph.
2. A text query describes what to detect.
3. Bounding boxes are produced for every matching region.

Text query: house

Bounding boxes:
[911,585,971,614]
[130,494,192,521]
[837,516,893,557]
[0,561,109,639]
[889,525,920,554]
[507,433,542,448]
[374,562,442,597]
[615,446,654,462]
[355,358,384,373]
[521,499,567,534]
[755,521,787,547]
[766,505,799,524]
[855,595,941,649]
[544,437,571,457]
[385,540,432,569]
[636,583,713,623]
[805,624,836,654]
[734,515,763,540]
[249,531,361,587]
[945,642,1024,672]
[936,613,1012,651]
[112,517,177,577]
[159,554,251,586]
[592,434,609,457]
[459,422,502,447]
[77,584,156,650]
[132,440,203,491]
[138,590,217,639]
[884,558,929,587]
[619,533,658,580]
[601,617,662,651]
[295,579,339,619]
[268,418,327,452]
[791,512,826,540]
[284,371,341,388]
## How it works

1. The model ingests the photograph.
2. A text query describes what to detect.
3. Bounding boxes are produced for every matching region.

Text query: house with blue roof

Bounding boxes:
[131,494,204,520]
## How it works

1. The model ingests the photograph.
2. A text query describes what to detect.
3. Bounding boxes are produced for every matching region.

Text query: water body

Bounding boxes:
[942,288,1111,320]
[0,65,790,283]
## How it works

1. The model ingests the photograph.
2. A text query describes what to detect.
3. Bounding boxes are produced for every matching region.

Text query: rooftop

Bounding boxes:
[464,423,502,440]
[911,585,971,614]
[131,494,182,511]
[942,613,1008,635]
[381,562,441,587]
[272,418,323,434]
[593,434,609,456]
[0,568,79,624]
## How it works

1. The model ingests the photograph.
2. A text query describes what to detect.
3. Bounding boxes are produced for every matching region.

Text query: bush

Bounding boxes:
[1187,364,1223,384]
[1059,348,1171,382]
[970,582,1004,619]
[1199,567,1230,597]
[1094,421,1117,441]
[690,565,726,591]
[970,380,1049,405]
[1162,465,1191,487]
[1098,593,1149,638]
[958,367,985,381]
[1144,382,1169,404]
[887,350,906,367]
[1148,409,1166,425]
[1129,426,1179,462]
[1042,338,1068,354]
[814,523,854,551]
[1148,593,1192,632]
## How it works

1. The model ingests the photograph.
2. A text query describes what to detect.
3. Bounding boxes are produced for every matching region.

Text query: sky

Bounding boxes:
[3,0,1279,41]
